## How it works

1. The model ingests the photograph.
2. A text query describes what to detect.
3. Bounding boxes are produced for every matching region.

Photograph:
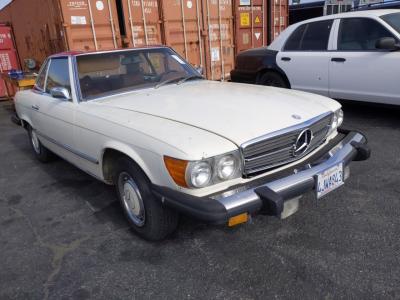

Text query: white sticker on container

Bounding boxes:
[187,0,193,8]
[96,1,104,10]
[171,55,186,64]
[211,48,220,62]
[71,16,87,25]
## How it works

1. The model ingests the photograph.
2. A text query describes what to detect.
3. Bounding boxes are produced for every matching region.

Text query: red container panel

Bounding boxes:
[0,25,14,50]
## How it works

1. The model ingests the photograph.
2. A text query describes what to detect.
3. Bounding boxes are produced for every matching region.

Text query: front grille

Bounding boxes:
[242,113,333,176]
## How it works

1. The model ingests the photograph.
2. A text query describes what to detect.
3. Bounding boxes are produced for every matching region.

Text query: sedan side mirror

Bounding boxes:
[50,87,71,100]
[375,37,400,51]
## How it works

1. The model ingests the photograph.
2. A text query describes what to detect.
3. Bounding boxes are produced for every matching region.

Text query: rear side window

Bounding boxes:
[338,18,396,51]
[45,58,71,94]
[35,60,49,91]
[381,13,400,34]
[284,24,306,51]
[284,20,333,51]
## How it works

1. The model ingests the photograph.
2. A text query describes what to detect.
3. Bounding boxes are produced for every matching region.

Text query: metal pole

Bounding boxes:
[206,0,214,80]
[107,0,118,48]
[127,0,136,47]
[140,0,149,45]
[87,0,99,50]
[251,0,254,48]
[195,0,204,68]
[217,0,224,81]
[262,0,265,45]
[180,0,188,60]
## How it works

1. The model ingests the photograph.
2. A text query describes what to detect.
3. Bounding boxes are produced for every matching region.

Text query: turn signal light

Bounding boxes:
[228,213,248,227]
[164,156,188,188]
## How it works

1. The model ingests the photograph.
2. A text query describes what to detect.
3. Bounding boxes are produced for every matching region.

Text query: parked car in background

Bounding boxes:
[14,47,370,241]
[231,9,400,105]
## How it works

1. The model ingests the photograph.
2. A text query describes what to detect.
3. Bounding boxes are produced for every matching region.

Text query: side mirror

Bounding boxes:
[375,37,400,51]
[195,66,203,75]
[50,87,71,100]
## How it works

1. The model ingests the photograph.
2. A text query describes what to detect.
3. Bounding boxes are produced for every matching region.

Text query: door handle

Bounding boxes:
[331,57,346,62]
[281,57,291,61]
[31,105,40,111]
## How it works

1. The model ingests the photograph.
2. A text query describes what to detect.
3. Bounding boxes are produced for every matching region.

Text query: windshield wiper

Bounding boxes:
[177,75,204,85]
[155,76,185,89]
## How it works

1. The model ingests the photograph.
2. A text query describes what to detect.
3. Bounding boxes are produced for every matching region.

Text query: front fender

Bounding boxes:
[100,140,172,187]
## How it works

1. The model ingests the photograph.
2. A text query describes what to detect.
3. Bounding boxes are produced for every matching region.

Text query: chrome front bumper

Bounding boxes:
[152,130,370,224]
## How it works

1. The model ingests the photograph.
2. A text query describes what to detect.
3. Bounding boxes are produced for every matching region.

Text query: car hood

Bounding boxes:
[96,80,340,146]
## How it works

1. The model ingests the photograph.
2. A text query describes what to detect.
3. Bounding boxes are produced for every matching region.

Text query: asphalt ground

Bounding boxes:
[0,100,399,300]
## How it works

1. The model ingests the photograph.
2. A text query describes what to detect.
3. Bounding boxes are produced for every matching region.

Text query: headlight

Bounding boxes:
[187,161,212,188]
[215,155,239,180]
[329,108,344,134]
[164,151,242,189]
[337,109,344,127]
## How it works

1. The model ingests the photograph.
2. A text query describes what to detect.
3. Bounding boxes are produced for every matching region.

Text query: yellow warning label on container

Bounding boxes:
[255,16,261,23]
[240,13,250,26]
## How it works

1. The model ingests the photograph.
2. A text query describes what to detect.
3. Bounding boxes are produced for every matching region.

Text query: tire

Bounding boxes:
[259,72,288,88]
[27,125,52,163]
[114,156,179,241]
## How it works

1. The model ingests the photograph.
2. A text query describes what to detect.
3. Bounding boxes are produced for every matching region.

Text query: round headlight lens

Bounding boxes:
[337,109,344,127]
[331,113,338,130]
[216,155,237,180]
[189,161,212,188]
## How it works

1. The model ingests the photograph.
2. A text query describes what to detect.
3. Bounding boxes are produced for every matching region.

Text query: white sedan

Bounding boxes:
[231,9,400,105]
[14,47,370,240]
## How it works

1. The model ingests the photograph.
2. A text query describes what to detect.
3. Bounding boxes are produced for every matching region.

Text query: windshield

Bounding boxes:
[381,13,400,34]
[76,48,201,100]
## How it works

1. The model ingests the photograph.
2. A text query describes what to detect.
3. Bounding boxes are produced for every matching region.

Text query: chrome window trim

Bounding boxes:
[34,58,50,93]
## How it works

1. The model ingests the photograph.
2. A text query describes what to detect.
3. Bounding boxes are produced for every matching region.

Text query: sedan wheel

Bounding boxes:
[259,72,288,88]
[30,129,41,154]
[114,156,179,241]
[118,172,145,227]
[27,125,51,162]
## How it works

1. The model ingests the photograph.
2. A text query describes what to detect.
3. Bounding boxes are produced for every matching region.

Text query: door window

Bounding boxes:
[35,60,49,91]
[338,18,396,51]
[45,58,71,94]
[284,20,333,51]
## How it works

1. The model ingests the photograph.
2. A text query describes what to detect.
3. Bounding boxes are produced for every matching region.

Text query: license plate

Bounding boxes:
[316,163,344,199]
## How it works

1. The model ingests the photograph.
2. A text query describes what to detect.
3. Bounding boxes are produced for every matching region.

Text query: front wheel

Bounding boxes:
[259,72,288,88]
[114,157,179,241]
[27,125,52,162]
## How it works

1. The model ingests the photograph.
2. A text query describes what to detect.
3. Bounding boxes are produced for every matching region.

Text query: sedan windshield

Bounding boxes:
[381,13,400,34]
[76,48,201,100]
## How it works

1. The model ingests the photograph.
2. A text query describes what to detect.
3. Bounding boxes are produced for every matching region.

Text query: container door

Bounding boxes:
[202,0,235,80]
[270,0,288,42]
[234,0,266,53]
[60,0,122,51]
[159,0,205,70]
[0,25,20,98]
[121,0,163,47]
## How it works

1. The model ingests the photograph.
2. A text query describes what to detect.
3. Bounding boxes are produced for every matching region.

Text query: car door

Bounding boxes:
[276,19,334,96]
[34,57,75,152]
[329,17,400,104]
[29,60,50,129]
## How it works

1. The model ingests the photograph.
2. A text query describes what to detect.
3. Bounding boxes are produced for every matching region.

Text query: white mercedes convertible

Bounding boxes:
[14,47,370,240]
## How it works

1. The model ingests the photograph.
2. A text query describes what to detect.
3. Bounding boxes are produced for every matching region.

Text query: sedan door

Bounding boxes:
[329,17,400,104]
[34,57,75,153]
[276,19,334,96]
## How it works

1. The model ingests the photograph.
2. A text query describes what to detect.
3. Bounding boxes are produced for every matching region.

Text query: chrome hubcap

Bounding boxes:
[118,172,145,227]
[31,130,40,154]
